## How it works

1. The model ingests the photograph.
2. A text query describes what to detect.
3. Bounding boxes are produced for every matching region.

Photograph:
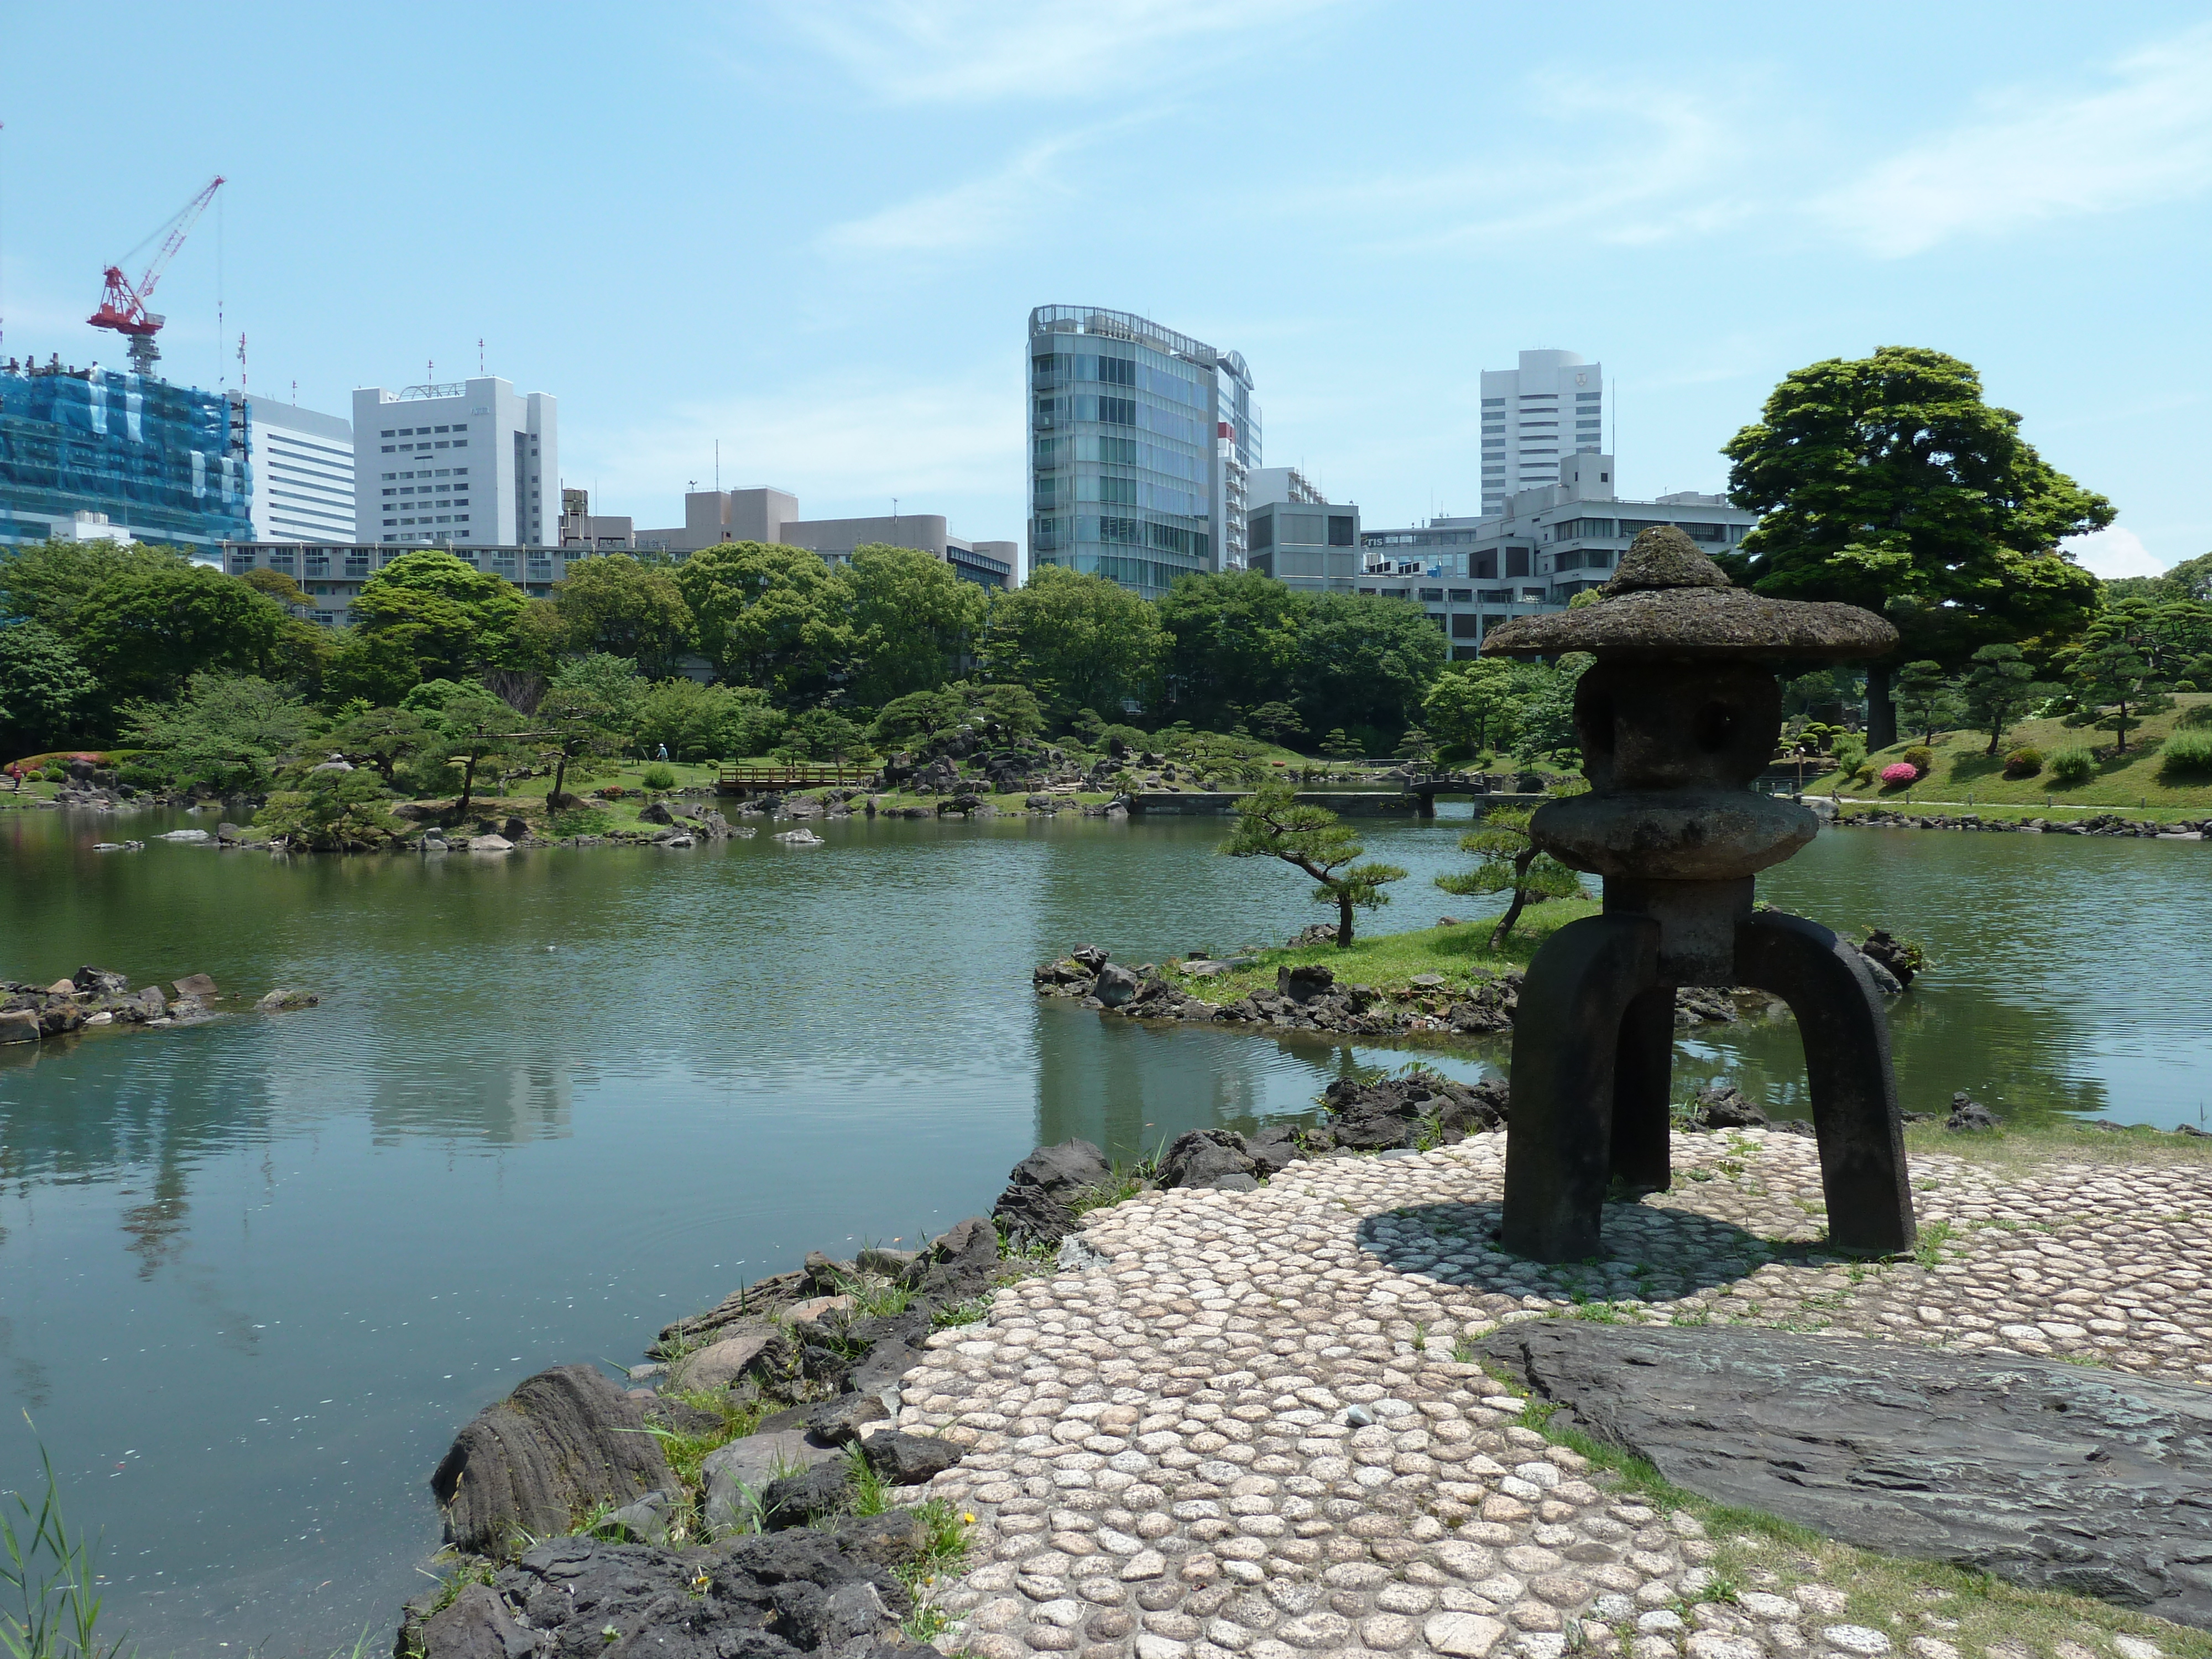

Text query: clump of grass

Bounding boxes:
[1909,1218,1955,1269]
[549,806,614,838]
[894,1499,975,1646]
[931,1294,994,1331]
[832,1272,915,1321]
[2,1438,127,1659]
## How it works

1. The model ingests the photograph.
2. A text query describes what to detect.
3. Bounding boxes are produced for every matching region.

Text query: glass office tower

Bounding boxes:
[1027,305,1258,598]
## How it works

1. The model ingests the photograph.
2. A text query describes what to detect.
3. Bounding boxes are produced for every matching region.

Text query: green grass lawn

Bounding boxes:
[1808,692,2212,812]
[1160,896,1603,1001]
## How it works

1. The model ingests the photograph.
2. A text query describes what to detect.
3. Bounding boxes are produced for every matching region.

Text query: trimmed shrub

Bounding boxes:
[2047,748,2096,786]
[1879,762,1919,787]
[2001,747,2043,779]
[641,763,677,790]
[2178,702,2212,729]
[2157,730,2212,781]
[1900,745,1934,774]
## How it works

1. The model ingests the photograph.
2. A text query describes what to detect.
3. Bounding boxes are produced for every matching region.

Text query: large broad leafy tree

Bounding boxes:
[982,564,1163,721]
[1421,659,1519,757]
[552,555,693,679]
[673,541,853,703]
[0,538,192,635]
[72,563,290,704]
[1155,570,1307,730]
[1291,593,1447,746]
[351,549,529,685]
[0,621,100,756]
[1722,347,2111,748]
[1221,784,1405,948]
[843,544,988,705]
[634,676,784,761]
[122,674,317,795]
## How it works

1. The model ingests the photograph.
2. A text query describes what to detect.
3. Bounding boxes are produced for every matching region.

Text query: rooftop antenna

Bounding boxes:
[478,337,485,374]
[236,331,247,394]
[714,439,719,492]
[291,377,297,406]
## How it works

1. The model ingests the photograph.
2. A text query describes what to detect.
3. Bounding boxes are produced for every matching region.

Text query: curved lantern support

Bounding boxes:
[1497,905,1917,1262]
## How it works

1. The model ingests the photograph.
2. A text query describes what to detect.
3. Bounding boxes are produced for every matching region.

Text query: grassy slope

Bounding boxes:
[1807,692,2212,811]
[1158,897,1603,1002]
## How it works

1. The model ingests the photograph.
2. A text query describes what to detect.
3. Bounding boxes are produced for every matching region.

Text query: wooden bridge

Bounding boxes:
[716,761,879,795]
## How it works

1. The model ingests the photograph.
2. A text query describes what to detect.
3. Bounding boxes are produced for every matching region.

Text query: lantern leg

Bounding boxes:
[1501,912,1662,1262]
[1734,911,1917,1255]
[1610,984,1676,1195]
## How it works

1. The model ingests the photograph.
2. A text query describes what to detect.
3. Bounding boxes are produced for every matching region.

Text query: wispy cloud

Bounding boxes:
[1273,72,1773,255]
[1815,23,2212,257]
[819,135,1079,255]
[2063,525,2170,581]
[779,0,1344,104]
[583,372,1022,530]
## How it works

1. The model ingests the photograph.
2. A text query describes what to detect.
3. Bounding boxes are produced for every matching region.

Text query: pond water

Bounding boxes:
[0,804,2207,1655]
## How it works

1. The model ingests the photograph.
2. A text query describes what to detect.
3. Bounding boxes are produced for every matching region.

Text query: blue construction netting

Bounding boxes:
[0,364,253,550]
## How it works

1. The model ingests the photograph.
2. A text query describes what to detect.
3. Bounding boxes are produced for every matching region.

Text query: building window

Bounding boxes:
[1506,547,1531,577]
[1327,515,1355,547]
[1098,355,1135,385]
[1098,396,1136,426]
[1448,588,1472,602]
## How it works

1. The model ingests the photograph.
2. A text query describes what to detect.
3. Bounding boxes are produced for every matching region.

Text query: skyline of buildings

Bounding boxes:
[352,376,559,548]
[245,396,353,544]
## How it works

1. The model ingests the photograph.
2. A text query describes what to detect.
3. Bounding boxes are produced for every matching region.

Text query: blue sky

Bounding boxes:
[3,1,2208,576]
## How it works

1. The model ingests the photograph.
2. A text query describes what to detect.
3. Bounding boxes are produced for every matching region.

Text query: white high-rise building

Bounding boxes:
[1480,349,1603,515]
[351,375,557,547]
[244,397,354,543]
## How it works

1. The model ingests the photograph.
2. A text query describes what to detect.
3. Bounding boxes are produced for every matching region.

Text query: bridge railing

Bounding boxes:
[716,761,880,790]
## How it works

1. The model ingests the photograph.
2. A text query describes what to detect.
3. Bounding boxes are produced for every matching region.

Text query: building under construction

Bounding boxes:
[0,357,253,552]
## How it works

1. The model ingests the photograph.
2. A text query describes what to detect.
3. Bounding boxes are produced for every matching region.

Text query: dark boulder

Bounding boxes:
[1246,1125,1305,1176]
[992,1180,1078,1249]
[72,966,129,996]
[1070,944,1109,971]
[1947,1091,2000,1132]
[638,800,676,825]
[763,1457,855,1527]
[863,1431,962,1485]
[1157,1129,1259,1191]
[1277,963,1335,1003]
[1480,1318,2212,1629]
[910,1215,998,1303]
[993,1141,1107,1248]
[413,1584,538,1659]
[1690,1082,1767,1129]
[430,1363,675,1560]
[1859,928,1919,988]
[1093,963,1142,1006]
[1007,1139,1110,1198]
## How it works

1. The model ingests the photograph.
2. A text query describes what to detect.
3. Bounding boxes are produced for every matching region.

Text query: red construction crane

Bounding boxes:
[87,175,225,377]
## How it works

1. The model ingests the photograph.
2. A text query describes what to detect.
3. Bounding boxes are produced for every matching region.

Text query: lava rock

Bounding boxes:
[863,1431,962,1485]
[910,1215,999,1303]
[1859,928,1919,988]
[700,1431,841,1532]
[71,966,129,996]
[1691,1083,1767,1129]
[1947,1091,2000,1133]
[762,1457,856,1527]
[990,1180,1077,1250]
[430,1364,678,1561]
[1093,963,1142,1007]
[1480,1318,2212,1628]
[671,1324,787,1392]
[1277,962,1336,1003]
[1006,1139,1110,1197]
[255,988,320,1012]
[1157,1129,1259,1191]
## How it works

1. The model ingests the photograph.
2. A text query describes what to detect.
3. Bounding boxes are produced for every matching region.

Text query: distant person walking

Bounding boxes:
[656,743,669,762]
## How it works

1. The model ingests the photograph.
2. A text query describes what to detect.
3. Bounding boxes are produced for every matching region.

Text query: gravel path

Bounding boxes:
[892,1131,2211,1659]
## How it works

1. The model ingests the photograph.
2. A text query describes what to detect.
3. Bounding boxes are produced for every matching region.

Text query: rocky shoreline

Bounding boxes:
[1029,927,1925,1045]
[1,966,314,1045]
[24,779,1138,855]
[1834,807,2211,839]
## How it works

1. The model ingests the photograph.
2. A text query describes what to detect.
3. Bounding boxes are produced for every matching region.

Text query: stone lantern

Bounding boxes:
[1479,526,1916,1262]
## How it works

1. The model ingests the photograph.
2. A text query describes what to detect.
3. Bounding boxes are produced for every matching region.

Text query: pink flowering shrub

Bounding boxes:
[1879,761,1919,786]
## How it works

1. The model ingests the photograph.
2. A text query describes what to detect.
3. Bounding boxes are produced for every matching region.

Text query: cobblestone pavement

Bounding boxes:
[894,1131,2212,1659]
